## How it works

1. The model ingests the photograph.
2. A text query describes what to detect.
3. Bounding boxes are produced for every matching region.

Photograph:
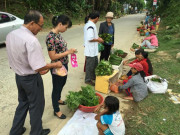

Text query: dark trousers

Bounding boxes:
[85,56,98,82]
[100,45,112,61]
[127,70,132,76]
[10,73,44,135]
[51,64,68,112]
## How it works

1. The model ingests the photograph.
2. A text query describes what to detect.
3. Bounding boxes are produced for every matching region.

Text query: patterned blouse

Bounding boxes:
[46,32,68,64]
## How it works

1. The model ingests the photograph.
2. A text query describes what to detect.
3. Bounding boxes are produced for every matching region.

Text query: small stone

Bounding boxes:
[166,26,170,30]
[176,52,180,59]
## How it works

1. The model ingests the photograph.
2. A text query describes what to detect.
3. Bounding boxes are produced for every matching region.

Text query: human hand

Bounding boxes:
[111,44,114,48]
[94,104,103,113]
[123,60,128,65]
[55,61,62,68]
[98,37,104,43]
[118,79,124,84]
[68,48,77,54]
[39,69,49,75]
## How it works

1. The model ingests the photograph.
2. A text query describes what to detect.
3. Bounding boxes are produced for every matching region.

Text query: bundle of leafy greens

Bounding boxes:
[95,60,113,76]
[114,49,124,55]
[66,85,99,111]
[151,77,162,83]
[132,43,139,49]
[99,33,113,44]
[109,54,122,65]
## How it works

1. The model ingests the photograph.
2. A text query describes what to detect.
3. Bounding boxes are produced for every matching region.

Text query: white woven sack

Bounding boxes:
[145,75,168,94]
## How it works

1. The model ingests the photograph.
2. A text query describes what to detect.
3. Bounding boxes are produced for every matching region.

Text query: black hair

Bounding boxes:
[135,71,146,82]
[24,10,41,24]
[104,96,119,114]
[135,48,144,55]
[141,51,153,75]
[84,11,100,24]
[52,15,72,28]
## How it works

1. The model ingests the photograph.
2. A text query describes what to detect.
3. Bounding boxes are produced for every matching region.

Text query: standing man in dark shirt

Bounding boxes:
[99,12,115,61]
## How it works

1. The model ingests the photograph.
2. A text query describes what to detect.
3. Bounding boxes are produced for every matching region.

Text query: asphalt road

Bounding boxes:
[0,13,145,135]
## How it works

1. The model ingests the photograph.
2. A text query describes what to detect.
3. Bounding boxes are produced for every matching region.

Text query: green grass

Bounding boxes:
[124,31,180,135]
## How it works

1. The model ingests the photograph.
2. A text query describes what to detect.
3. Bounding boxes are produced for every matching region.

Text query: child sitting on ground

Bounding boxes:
[94,96,125,135]
[118,63,148,102]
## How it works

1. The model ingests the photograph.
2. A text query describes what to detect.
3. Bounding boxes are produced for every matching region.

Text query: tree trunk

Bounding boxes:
[5,0,7,11]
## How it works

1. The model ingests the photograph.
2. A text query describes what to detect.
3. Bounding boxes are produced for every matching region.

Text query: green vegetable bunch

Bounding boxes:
[132,43,139,49]
[140,29,144,32]
[109,54,122,65]
[81,86,99,106]
[99,33,113,43]
[95,60,113,76]
[114,49,124,55]
[140,32,145,36]
[66,85,99,111]
[151,77,161,83]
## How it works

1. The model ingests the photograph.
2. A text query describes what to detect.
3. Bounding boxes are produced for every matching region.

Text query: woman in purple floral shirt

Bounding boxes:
[46,15,76,119]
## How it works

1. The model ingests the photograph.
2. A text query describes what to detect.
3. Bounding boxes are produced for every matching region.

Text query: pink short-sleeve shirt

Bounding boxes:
[6,26,46,76]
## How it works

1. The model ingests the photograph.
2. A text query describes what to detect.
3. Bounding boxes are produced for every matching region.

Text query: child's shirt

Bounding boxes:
[150,25,155,30]
[100,111,125,135]
[119,73,148,102]
[153,17,157,22]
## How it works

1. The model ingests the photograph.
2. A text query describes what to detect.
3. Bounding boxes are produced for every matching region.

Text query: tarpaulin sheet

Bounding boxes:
[58,109,98,135]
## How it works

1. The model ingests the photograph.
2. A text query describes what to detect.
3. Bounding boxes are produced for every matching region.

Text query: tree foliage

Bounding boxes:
[0,0,145,15]
[146,0,180,26]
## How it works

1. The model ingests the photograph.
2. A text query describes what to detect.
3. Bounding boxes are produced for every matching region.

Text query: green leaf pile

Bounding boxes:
[114,49,124,55]
[95,60,113,76]
[109,54,122,65]
[66,85,99,111]
[151,77,162,83]
[132,43,139,49]
[99,33,113,43]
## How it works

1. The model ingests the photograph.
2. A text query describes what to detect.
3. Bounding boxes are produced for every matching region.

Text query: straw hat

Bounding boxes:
[151,30,157,34]
[105,12,114,18]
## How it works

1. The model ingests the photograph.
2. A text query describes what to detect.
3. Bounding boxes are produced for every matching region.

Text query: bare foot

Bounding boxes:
[123,96,134,100]
[130,48,135,52]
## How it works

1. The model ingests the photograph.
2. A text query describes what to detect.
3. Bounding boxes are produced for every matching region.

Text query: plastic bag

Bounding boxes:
[71,54,78,68]
[98,43,104,52]
[145,75,168,94]
[52,65,68,76]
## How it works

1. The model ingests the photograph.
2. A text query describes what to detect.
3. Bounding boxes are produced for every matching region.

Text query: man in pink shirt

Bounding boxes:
[6,10,62,135]
[141,30,158,49]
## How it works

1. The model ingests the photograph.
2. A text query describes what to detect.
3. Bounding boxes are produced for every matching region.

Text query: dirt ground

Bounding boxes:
[0,13,145,135]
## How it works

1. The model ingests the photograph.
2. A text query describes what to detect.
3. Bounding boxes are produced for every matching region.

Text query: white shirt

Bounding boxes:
[157,18,161,23]
[101,111,125,135]
[84,20,98,57]
[6,26,46,76]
